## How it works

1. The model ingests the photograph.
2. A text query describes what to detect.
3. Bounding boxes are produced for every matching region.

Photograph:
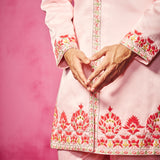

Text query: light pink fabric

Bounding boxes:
[58,150,107,160]
[110,155,160,160]
[41,0,160,156]
[58,150,160,160]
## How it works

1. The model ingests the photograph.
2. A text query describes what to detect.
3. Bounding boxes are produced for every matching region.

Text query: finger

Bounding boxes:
[75,62,87,84]
[86,63,106,85]
[96,71,118,92]
[94,65,125,92]
[72,68,87,89]
[90,47,109,61]
[78,51,90,64]
[90,65,115,92]
[86,57,109,85]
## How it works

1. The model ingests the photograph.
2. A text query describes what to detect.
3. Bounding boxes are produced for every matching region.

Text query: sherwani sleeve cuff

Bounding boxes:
[120,30,160,65]
[54,35,78,68]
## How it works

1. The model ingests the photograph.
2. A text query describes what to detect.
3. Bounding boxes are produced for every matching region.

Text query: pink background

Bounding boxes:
[0,0,60,159]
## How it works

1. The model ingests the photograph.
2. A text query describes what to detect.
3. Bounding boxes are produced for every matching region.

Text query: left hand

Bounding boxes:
[86,44,135,93]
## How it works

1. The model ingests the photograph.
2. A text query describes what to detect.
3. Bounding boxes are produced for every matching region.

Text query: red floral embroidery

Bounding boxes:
[112,138,123,148]
[136,134,146,139]
[71,134,78,144]
[52,107,58,128]
[61,134,67,143]
[146,105,160,134]
[51,104,160,155]
[99,106,121,137]
[121,29,159,64]
[54,35,77,65]
[125,32,133,38]
[71,104,89,135]
[135,30,142,35]
[147,45,159,55]
[105,135,115,139]
[144,137,154,147]
[59,111,70,130]
[120,135,130,139]
[133,30,159,56]
[123,115,144,134]
[135,37,147,47]
[52,132,58,141]
[97,137,108,147]
[65,126,72,136]
[81,134,90,144]
[152,134,160,139]
[128,139,139,147]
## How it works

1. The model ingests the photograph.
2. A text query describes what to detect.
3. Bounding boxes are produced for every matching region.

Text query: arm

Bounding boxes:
[121,0,160,65]
[87,0,160,92]
[41,0,91,89]
[41,0,78,68]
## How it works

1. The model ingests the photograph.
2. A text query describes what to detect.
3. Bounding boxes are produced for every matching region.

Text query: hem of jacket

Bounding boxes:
[50,144,160,155]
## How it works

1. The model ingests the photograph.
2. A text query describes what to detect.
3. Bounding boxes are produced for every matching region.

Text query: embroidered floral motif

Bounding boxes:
[97,137,108,147]
[95,105,160,154]
[144,137,154,147]
[99,106,122,136]
[70,134,78,144]
[54,35,77,66]
[112,138,123,148]
[59,111,70,130]
[52,107,58,128]
[51,105,160,155]
[123,115,144,135]
[146,105,160,135]
[51,104,92,152]
[121,29,159,64]
[128,139,139,148]
[81,134,90,144]
[71,104,89,135]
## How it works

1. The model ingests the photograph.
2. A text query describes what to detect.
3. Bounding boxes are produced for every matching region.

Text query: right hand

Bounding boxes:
[64,48,91,89]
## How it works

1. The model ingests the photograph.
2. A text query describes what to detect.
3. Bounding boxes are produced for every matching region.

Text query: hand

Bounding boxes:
[64,48,91,89]
[86,44,135,92]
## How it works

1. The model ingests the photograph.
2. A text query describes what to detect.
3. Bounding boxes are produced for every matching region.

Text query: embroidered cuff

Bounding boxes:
[54,35,78,68]
[121,30,159,65]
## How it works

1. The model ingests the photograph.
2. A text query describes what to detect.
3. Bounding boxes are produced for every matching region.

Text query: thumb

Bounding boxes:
[90,47,108,61]
[78,51,91,64]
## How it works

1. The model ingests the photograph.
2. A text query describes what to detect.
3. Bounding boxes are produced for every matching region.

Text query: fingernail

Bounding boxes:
[91,87,95,92]
[86,79,90,84]
[86,60,90,63]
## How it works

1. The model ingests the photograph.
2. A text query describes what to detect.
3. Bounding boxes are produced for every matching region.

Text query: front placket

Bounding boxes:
[89,0,102,152]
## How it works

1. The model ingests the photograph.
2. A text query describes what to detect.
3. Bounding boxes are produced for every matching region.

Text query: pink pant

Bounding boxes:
[58,150,160,160]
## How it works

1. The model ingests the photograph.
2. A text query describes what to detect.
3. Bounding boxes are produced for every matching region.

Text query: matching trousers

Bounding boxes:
[58,150,160,160]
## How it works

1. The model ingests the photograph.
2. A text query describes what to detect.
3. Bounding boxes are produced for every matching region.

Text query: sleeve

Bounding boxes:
[120,0,160,65]
[40,0,78,68]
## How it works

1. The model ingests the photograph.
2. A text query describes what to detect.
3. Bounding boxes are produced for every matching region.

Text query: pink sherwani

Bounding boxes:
[41,0,160,155]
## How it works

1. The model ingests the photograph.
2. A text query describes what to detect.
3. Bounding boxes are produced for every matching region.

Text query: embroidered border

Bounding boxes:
[90,0,102,152]
[94,106,160,155]
[54,35,78,66]
[121,30,159,65]
[50,105,93,152]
